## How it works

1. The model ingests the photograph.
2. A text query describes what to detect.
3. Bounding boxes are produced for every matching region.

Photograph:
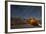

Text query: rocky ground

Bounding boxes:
[11,17,42,29]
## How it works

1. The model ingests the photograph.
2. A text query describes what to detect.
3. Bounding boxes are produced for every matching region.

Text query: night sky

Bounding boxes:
[11,5,42,19]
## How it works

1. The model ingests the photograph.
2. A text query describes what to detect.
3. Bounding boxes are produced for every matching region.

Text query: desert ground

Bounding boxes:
[11,17,42,29]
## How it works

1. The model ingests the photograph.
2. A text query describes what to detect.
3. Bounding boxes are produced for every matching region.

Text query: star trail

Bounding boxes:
[11,5,42,19]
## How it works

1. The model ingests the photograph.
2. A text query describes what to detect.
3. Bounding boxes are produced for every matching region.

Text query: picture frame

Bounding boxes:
[5,1,45,33]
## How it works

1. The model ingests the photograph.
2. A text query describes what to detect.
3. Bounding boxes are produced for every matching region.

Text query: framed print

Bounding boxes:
[5,1,45,33]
